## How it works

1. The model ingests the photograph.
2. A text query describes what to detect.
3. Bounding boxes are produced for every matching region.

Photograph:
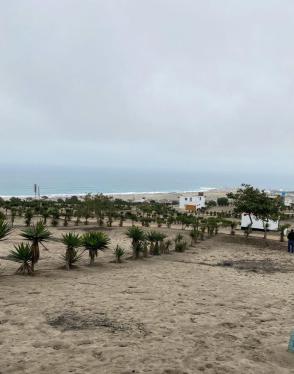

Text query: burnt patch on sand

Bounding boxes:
[216,259,293,273]
[47,310,148,335]
[217,235,287,251]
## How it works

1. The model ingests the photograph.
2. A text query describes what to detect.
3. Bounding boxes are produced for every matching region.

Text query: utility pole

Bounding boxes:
[34,184,37,199]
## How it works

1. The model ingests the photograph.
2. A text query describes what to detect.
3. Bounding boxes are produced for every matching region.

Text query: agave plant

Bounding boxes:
[20,221,52,271]
[24,209,33,226]
[113,245,125,263]
[8,243,33,275]
[190,229,199,246]
[174,233,184,244]
[82,231,110,266]
[61,232,83,270]
[175,240,188,253]
[126,226,145,259]
[0,219,12,240]
[146,230,157,255]
[163,239,172,254]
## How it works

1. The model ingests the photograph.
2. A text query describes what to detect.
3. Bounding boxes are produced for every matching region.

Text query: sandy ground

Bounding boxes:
[106,189,233,202]
[1,226,294,374]
[0,188,232,202]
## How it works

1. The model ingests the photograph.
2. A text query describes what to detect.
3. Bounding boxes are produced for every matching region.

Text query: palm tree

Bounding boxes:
[10,208,16,227]
[24,209,33,226]
[82,231,110,266]
[61,232,83,270]
[41,209,49,224]
[20,221,52,272]
[126,226,145,259]
[8,243,33,275]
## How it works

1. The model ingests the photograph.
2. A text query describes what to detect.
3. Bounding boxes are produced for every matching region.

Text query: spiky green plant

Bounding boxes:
[61,232,83,270]
[82,231,110,266]
[174,233,184,244]
[20,221,52,271]
[163,239,172,254]
[146,230,166,255]
[146,230,157,255]
[0,219,11,240]
[175,240,187,252]
[190,229,199,246]
[8,243,33,275]
[114,245,125,263]
[126,226,145,259]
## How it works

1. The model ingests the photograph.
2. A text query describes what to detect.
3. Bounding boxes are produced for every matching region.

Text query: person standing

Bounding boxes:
[287,229,294,253]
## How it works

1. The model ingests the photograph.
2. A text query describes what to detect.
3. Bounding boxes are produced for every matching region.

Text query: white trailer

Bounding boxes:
[241,213,279,231]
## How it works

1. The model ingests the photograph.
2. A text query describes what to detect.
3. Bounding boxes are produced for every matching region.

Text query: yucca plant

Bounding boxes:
[8,243,33,275]
[146,230,166,255]
[190,229,199,246]
[0,219,11,240]
[163,239,172,254]
[20,221,52,271]
[146,230,157,255]
[174,233,184,244]
[82,231,110,266]
[154,232,166,255]
[24,209,33,226]
[114,245,125,263]
[175,240,188,252]
[126,226,145,259]
[61,232,83,270]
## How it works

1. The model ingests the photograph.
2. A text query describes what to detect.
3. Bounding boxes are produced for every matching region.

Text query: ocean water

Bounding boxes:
[0,165,293,197]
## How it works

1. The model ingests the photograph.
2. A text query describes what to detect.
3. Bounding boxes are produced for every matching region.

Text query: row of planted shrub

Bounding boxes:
[0,220,193,275]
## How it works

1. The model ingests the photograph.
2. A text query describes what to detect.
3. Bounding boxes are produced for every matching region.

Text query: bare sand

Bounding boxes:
[0,188,232,202]
[1,227,294,374]
[107,189,233,203]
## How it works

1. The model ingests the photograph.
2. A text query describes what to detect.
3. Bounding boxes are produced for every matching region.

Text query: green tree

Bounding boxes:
[217,197,229,206]
[24,209,33,226]
[228,184,283,237]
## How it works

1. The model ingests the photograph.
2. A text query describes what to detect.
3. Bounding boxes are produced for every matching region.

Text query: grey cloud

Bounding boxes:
[0,0,293,175]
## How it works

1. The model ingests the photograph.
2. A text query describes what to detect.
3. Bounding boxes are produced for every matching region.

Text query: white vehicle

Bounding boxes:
[241,213,279,231]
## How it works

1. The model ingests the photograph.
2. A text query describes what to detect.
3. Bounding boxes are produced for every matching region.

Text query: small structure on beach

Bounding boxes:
[241,213,279,231]
[179,193,206,212]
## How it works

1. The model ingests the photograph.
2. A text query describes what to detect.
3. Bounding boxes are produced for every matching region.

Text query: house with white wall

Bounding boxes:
[179,194,206,211]
[241,213,279,231]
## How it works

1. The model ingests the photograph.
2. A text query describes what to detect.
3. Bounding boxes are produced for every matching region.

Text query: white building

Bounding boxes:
[179,194,206,211]
[241,213,279,231]
[284,197,293,208]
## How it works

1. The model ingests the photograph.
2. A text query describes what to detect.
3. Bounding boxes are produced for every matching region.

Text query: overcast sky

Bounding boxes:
[0,0,293,176]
